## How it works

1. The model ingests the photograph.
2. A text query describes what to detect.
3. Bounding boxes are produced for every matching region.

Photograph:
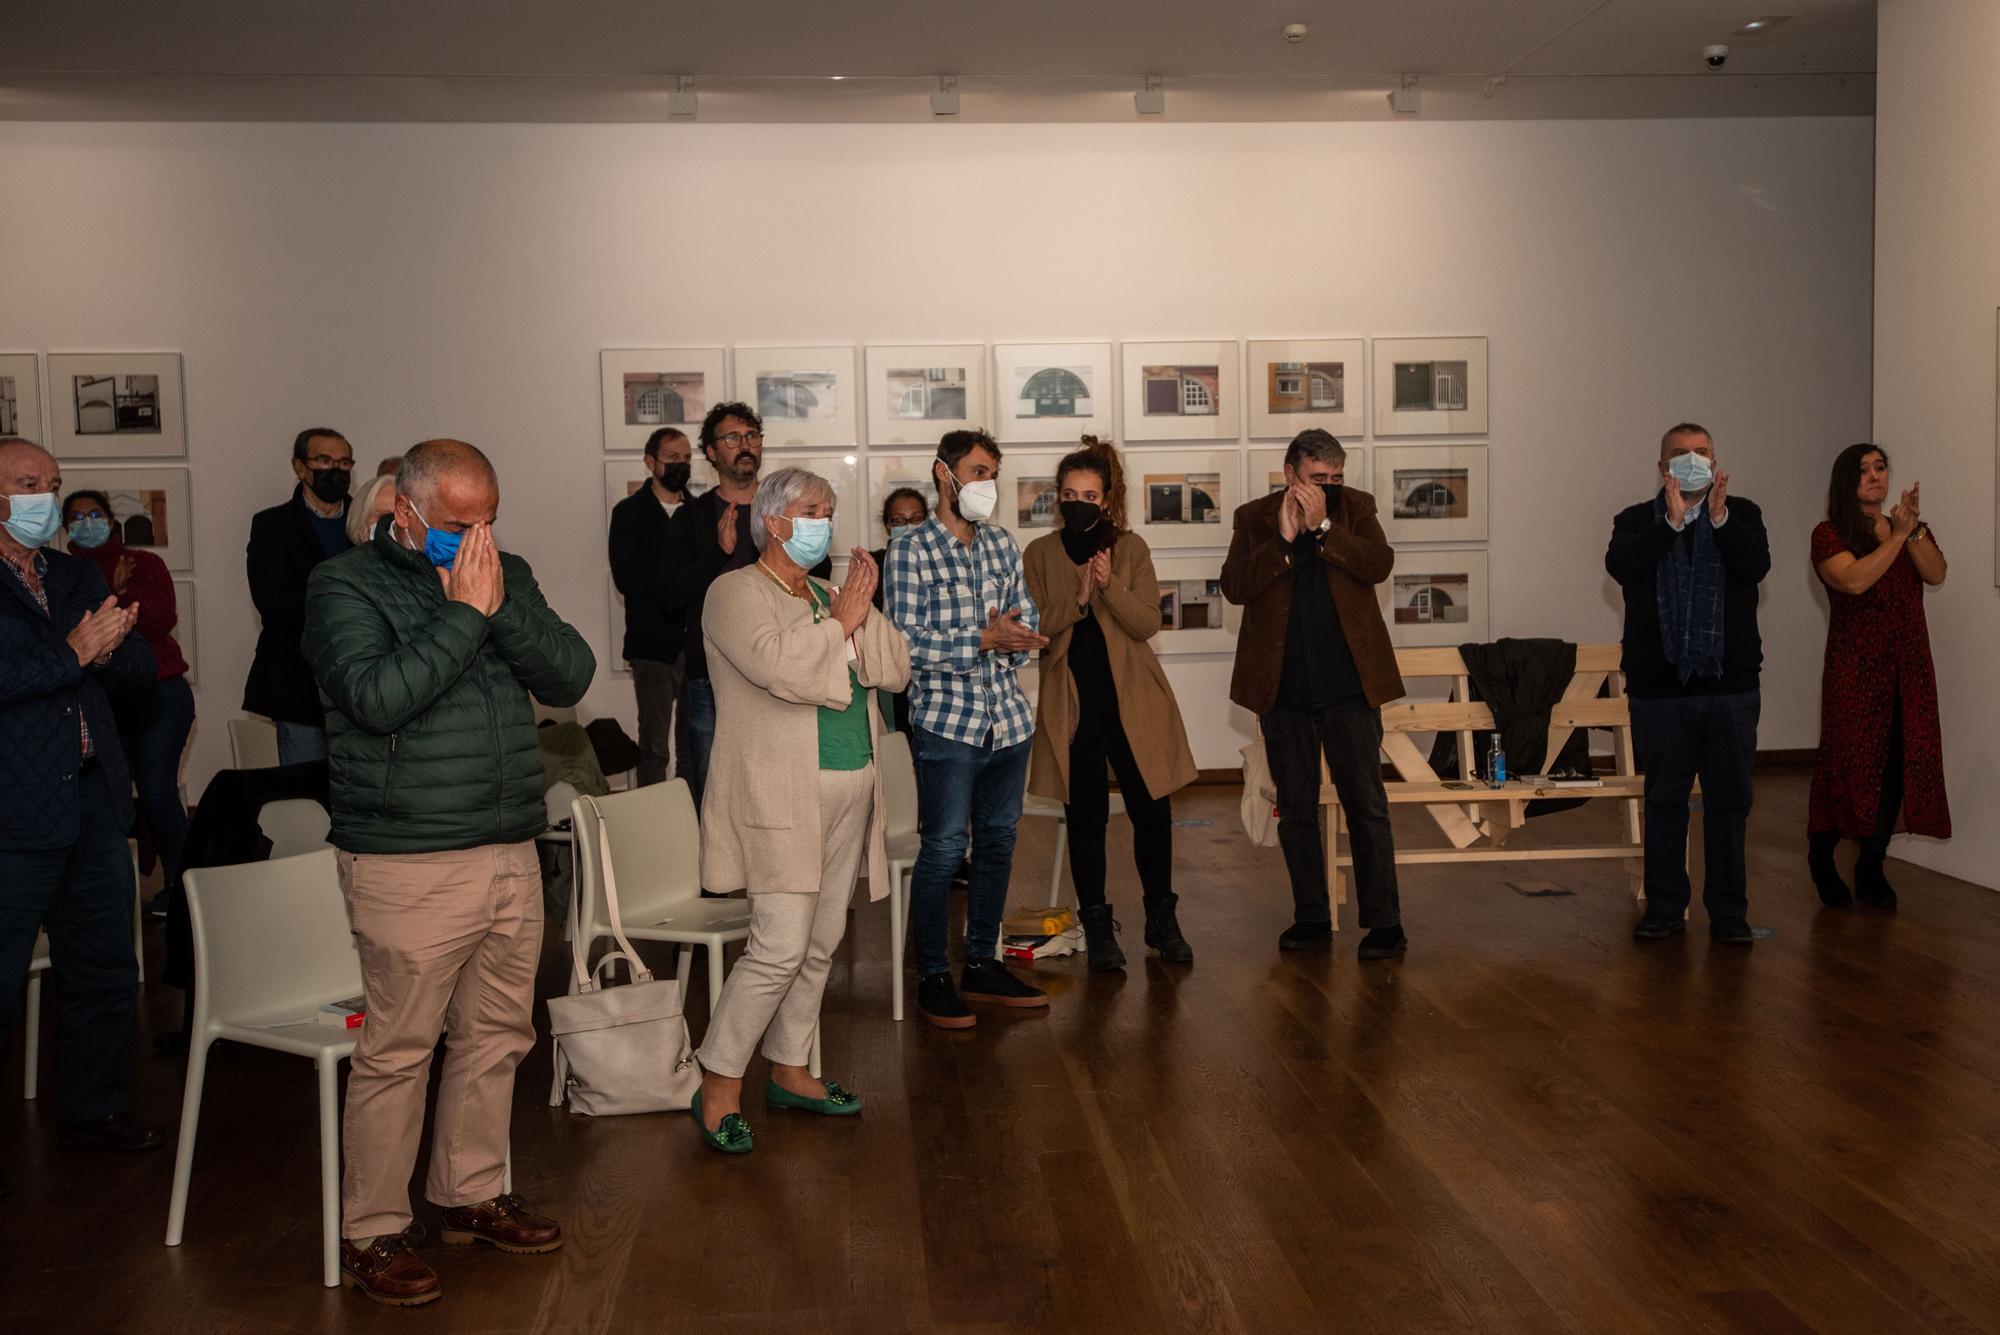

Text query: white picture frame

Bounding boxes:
[1122,448,1238,550]
[1377,445,1489,544]
[0,353,43,442]
[46,353,187,459]
[1151,553,1239,655]
[795,451,864,555]
[171,579,197,684]
[606,574,631,677]
[1121,340,1241,442]
[1372,337,1489,437]
[601,455,717,530]
[864,344,988,445]
[731,346,858,448]
[61,465,194,572]
[1246,445,1371,501]
[997,450,1076,542]
[1246,338,1365,439]
[991,342,1115,443]
[1381,548,1489,647]
[599,347,727,453]
[865,451,944,551]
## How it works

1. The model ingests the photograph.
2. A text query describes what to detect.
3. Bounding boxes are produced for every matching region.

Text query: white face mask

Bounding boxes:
[952,475,999,524]
[1666,451,1714,495]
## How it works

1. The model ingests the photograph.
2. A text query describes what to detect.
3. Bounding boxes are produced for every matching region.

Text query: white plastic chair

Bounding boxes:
[258,798,331,859]
[24,844,145,1098]
[1021,788,1124,909]
[550,780,754,1105]
[226,717,281,771]
[165,850,362,1288]
[879,732,920,1021]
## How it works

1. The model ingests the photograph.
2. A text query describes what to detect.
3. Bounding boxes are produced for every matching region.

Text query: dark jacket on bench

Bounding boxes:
[1605,494,1770,698]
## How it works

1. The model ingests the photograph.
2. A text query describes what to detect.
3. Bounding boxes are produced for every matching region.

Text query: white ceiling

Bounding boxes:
[0,0,1877,122]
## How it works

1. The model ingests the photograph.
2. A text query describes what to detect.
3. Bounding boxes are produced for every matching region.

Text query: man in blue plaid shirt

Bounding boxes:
[885,430,1051,1028]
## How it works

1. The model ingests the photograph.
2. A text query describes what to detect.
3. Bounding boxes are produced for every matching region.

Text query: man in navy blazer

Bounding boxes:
[0,437,166,1196]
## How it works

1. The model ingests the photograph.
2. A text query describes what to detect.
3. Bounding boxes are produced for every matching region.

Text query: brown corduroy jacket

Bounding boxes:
[1219,489,1404,714]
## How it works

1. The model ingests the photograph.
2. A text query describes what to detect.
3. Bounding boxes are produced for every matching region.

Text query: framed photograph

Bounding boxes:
[1376,445,1489,544]
[1122,449,1238,550]
[865,451,943,551]
[46,353,187,459]
[1372,337,1488,436]
[1247,445,1371,500]
[61,465,193,572]
[0,354,43,442]
[991,342,1115,443]
[601,455,717,530]
[171,579,198,684]
[993,450,1075,542]
[599,348,727,453]
[797,452,864,555]
[731,346,858,448]
[1121,340,1241,442]
[864,344,988,445]
[1246,338,1365,439]
[1151,554,1239,655]
[1380,548,1489,647]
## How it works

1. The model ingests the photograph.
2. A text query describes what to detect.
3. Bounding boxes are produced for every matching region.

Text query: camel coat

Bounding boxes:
[1023,529,1198,805]
[700,564,912,898]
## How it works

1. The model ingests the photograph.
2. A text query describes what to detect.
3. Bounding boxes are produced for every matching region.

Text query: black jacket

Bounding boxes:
[0,550,155,850]
[607,486,687,663]
[243,485,342,725]
[1605,494,1770,698]
[660,488,830,682]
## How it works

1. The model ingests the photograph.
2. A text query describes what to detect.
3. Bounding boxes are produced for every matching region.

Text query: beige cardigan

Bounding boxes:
[699,564,912,898]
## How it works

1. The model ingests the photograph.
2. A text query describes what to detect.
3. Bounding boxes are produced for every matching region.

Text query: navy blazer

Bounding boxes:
[0,549,156,850]
[243,484,341,726]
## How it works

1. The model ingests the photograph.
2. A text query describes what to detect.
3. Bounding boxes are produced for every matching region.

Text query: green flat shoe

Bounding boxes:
[765,1079,863,1116]
[690,1089,753,1154]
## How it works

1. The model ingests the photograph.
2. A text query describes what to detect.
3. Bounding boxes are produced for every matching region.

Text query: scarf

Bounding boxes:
[1653,491,1725,683]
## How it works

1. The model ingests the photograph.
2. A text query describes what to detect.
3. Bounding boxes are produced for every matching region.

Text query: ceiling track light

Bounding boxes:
[667,74,697,119]
[930,74,960,117]
[1135,74,1165,116]
[1388,74,1420,115]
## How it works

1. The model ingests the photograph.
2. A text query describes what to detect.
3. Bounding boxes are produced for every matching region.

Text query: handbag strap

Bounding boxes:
[575,794,654,988]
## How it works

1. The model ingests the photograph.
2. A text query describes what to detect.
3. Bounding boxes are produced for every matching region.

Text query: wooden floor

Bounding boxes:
[7,769,2000,1334]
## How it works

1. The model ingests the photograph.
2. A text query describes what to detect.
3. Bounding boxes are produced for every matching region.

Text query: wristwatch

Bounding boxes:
[1313,517,1332,539]
[1910,523,1929,545]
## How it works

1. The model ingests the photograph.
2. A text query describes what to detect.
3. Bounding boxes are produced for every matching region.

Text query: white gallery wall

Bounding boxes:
[1874,0,2000,890]
[0,116,1872,796]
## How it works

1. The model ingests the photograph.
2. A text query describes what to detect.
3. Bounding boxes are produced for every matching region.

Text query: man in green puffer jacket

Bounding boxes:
[301,438,593,1308]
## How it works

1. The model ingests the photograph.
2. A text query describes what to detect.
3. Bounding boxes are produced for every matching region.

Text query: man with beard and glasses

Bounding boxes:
[244,426,356,765]
[661,402,829,809]
[609,426,697,786]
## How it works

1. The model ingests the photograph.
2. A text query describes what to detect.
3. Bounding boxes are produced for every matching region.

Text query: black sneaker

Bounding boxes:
[1709,916,1756,945]
[1278,920,1333,951]
[144,890,170,921]
[57,1112,168,1152]
[959,958,1048,1009]
[1633,912,1686,941]
[1357,925,1407,960]
[915,972,976,1030]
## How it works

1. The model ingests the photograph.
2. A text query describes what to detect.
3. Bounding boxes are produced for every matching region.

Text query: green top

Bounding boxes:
[807,583,872,771]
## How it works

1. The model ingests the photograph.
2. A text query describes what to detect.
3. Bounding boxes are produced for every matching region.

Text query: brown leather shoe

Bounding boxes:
[340,1227,441,1307]
[438,1193,564,1255]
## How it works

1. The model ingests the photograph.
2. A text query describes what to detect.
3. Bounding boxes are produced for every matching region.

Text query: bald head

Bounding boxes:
[0,438,63,550]
[391,438,499,547]
[0,436,56,475]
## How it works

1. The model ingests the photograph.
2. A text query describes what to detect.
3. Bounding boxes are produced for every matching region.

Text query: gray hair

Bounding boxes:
[346,472,396,546]
[397,438,497,509]
[1283,428,1346,473]
[750,466,835,553]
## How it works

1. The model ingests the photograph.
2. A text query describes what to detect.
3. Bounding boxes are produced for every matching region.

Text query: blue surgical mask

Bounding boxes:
[780,516,833,569]
[407,500,463,569]
[1666,452,1714,494]
[887,523,918,544]
[3,493,63,550]
[67,516,113,549]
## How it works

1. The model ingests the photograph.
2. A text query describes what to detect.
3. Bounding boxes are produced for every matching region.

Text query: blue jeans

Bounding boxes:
[908,728,1031,976]
[275,721,327,767]
[1630,689,1760,922]
[0,765,140,1123]
[124,675,194,893]
[682,676,716,811]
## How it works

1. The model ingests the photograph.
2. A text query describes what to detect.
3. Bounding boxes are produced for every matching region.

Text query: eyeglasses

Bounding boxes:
[304,455,355,470]
[67,509,107,521]
[715,431,764,448]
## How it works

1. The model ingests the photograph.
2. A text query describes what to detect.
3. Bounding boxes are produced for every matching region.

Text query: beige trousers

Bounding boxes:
[697,766,873,1078]
[336,842,543,1240]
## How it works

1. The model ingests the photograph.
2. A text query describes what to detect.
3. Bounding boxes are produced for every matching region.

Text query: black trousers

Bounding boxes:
[1064,700,1173,910]
[1630,689,1760,921]
[1261,699,1401,929]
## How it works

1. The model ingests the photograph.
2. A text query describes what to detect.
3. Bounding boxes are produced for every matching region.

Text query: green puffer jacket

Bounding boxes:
[301,524,596,855]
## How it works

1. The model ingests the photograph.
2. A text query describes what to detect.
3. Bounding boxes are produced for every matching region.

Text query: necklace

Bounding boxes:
[756,558,809,600]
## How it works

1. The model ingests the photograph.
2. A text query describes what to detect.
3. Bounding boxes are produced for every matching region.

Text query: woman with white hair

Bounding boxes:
[345,471,398,548]
[691,466,910,1153]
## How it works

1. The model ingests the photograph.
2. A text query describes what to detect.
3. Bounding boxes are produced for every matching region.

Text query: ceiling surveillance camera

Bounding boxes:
[1282,23,1308,43]
[1704,43,1729,69]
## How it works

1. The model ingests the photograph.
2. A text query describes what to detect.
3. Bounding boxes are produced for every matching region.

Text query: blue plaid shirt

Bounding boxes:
[884,516,1039,749]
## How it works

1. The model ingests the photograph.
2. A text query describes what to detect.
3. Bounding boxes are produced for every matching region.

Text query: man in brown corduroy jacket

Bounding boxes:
[1220,429,1408,959]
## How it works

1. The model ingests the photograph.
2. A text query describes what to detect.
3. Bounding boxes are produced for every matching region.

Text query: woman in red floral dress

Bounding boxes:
[1807,444,1949,909]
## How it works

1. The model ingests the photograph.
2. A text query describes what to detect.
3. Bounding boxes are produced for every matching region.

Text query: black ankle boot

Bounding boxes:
[1854,844,1898,910]
[1077,903,1126,972]
[1808,833,1852,908]
[1142,895,1193,963]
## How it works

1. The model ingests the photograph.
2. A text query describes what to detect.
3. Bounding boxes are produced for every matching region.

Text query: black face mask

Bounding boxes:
[1320,483,1343,514]
[308,468,351,504]
[1059,500,1104,535]
[658,462,692,493]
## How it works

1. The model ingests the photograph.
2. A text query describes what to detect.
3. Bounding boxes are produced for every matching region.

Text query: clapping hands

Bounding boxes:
[441,523,505,616]
[1075,548,1112,606]
[829,547,877,635]
[67,595,140,668]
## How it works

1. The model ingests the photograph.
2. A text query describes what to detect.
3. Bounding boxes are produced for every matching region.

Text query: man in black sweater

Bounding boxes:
[607,427,695,786]
[1605,422,1771,945]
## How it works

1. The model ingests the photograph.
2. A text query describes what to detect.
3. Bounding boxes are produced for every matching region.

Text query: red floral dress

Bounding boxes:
[1808,522,1949,838]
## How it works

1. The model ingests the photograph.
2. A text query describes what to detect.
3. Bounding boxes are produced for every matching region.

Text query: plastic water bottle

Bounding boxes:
[1486,733,1508,788]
